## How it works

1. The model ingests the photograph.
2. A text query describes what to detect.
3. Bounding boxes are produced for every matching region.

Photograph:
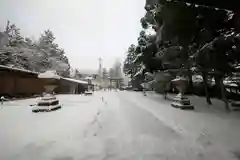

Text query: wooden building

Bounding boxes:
[0,65,87,98]
[58,77,88,94]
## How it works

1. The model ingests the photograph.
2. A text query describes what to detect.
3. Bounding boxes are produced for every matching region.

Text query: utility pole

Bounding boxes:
[98,57,103,87]
[98,57,103,78]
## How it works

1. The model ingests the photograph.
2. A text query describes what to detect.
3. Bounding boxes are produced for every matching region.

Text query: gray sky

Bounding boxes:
[0,0,146,70]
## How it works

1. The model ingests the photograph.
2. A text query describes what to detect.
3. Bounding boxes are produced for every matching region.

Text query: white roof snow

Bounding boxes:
[61,77,88,84]
[38,70,61,79]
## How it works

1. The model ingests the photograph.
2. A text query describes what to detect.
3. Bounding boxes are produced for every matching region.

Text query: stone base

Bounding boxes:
[32,104,61,112]
[171,94,194,110]
[38,99,59,106]
[84,91,93,95]
[32,94,61,112]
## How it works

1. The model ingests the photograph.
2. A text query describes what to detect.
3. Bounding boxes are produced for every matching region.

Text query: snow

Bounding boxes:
[61,77,88,84]
[38,70,61,79]
[133,67,144,78]
[0,92,240,159]
[192,75,203,83]
[48,57,69,71]
[132,91,240,152]
[172,76,188,81]
[85,76,94,80]
[225,83,238,87]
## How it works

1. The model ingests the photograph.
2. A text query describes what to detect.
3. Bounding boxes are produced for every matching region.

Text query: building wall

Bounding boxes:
[0,71,87,97]
[0,74,45,97]
[56,79,86,94]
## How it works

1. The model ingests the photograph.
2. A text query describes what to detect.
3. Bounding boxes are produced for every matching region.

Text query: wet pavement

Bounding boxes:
[0,91,239,160]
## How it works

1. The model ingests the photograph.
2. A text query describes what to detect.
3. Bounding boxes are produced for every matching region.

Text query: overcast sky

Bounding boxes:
[0,0,145,71]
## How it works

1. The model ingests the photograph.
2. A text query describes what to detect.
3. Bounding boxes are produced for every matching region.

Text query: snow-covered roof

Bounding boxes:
[85,76,94,80]
[61,77,88,84]
[0,65,87,84]
[0,64,38,75]
[38,70,60,79]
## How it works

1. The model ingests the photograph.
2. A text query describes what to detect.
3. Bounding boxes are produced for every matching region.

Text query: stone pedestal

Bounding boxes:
[33,95,61,112]
[171,76,194,110]
[32,71,61,112]
[171,93,194,110]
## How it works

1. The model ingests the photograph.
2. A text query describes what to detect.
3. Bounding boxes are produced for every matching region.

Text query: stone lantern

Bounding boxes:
[171,76,194,110]
[84,76,94,95]
[32,70,61,112]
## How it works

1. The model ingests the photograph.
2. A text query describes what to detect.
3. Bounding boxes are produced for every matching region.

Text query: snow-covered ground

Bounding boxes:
[142,91,240,150]
[0,92,240,160]
[0,94,103,160]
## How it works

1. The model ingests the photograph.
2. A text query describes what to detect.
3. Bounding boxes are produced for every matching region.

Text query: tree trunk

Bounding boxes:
[214,75,222,98]
[187,71,193,93]
[202,72,212,105]
[219,77,231,112]
[214,74,231,111]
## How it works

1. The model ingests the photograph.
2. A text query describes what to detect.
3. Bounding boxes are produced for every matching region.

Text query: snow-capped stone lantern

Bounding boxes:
[171,76,194,110]
[32,70,61,112]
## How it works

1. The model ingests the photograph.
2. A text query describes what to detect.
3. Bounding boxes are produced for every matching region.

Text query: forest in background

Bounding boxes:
[0,21,71,77]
